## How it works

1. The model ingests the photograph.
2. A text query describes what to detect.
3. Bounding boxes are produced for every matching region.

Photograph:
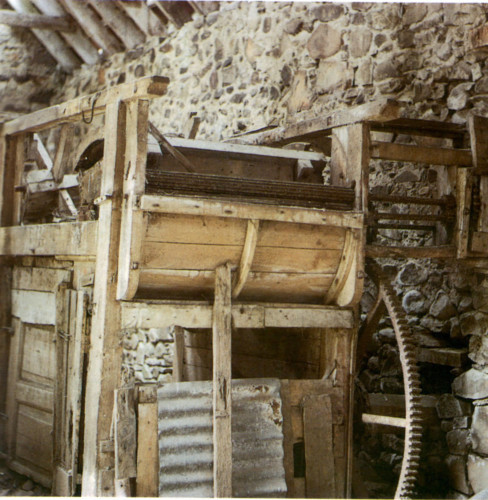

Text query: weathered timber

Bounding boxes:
[212,264,232,498]
[2,76,168,135]
[456,167,472,258]
[366,245,456,259]
[417,347,468,367]
[52,124,73,182]
[120,301,354,330]
[0,222,97,256]
[172,326,185,382]
[136,399,158,497]
[362,413,407,428]
[141,195,363,228]
[369,193,455,206]
[114,388,137,480]
[370,141,472,166]
[0,9,74,30]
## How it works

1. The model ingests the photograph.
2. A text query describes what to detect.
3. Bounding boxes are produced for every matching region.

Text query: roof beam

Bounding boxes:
[87,0,145,49]
[116,0,166,37]
[0,9,73,31]
[31,0,99,65]
[148,0,194,28]
[6,0,79,70]
[58,0,123,55]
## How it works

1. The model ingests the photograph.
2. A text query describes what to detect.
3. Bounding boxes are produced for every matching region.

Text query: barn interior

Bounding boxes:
[1,2,488,499]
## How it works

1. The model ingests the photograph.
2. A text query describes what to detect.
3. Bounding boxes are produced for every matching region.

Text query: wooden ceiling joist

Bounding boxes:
[6,0,80,70]
[0,9,72,31]
[58,0,123,55]
[148,0,194,28]
[87,0,145,50]
[30,0,99,65]
[116,0,166,38]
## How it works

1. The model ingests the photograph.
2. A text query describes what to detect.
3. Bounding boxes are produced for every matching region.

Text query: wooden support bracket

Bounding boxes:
[232,219,259,299]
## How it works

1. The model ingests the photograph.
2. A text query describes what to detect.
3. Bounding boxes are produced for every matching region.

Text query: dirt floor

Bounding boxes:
[0,459,50,496]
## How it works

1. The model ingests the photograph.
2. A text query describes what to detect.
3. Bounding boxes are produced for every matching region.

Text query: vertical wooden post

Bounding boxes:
[172,326,185,382]
[81,99,126,496]
[212,263,232,498]
[0,134,24,227]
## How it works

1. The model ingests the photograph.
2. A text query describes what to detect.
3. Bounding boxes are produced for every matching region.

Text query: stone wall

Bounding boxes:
[37,2,488,497]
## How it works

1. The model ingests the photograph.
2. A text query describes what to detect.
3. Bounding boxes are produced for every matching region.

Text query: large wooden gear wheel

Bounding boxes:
[357,261,423,499]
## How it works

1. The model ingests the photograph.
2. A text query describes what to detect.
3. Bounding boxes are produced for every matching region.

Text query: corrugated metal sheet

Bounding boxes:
[157,378,287,497]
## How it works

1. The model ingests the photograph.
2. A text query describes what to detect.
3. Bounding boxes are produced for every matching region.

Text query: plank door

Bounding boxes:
[6,267,71,488]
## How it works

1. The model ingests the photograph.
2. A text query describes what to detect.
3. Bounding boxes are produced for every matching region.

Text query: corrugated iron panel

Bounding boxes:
[157,378,286,497]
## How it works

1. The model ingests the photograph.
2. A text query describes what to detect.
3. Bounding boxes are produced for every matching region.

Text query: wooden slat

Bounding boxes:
[135,400,158,497]
[116,1,166,37]
[58,0,122,55]
[0,9,73,30]
[88,0,145,49]
[117,99,149,300]
[120,301,354,330]
[12,267,71,292]
[142,241,342,274]
[30,0,99,64]
[303,394,335,497]
[370,141,472,167]
[212,263,232,498]
[456,167,472,258]
[3,76,169,135]
[141,194,363,228]
[6,0,79,70]
[0,221,97,256]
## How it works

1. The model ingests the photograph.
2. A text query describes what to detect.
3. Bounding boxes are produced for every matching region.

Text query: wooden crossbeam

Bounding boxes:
[0,9,73,30]
[362,413,407,428]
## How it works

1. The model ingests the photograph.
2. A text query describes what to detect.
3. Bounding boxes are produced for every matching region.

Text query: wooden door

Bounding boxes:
[6,266,71,488]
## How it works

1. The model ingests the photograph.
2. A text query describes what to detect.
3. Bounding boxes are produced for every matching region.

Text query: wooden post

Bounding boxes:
[81,99,126,496]
[172,326,185,382]
[212,263,232,498]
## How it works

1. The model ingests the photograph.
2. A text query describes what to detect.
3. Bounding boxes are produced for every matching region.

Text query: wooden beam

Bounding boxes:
[141,194,363,229]
[362,413,407,428]
[148,0,194,28]
[232,219,259,299]
[370,141,472,167]
[212,263,232,498]
[172,326,185,382]
[114,388,137,480]
[366,245,456,259]
[0,221,97,256]
[2,76,169,135]
[117,99,149,301]
[121,301,354,330]
[58,0,123,55]
[6,0,79,70]
[238,99,401,146]
[81,100,126,496]
[469,115,488,235]
[87,0,145,49]
[417,347,468,367]
[52,124,73,182]
[30,0,99,65]
[0,9,73,30]
[116,0,166,37]
[456,167,472,259]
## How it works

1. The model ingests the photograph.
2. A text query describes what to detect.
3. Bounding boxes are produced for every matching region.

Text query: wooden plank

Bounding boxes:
[117,99,149,300]
[238,99,401,146]
[279,380,295,497]
[469,115,488,236]
[11,134,25,226]
[136,402,158,497]
[11,289,56,324]
[148,135,326,162]
[370,141,472,167]
[362,413,407,428]
[417,347,468,367]
[142,241,342,274]
[303,394,335,498]
[121,301,354,330]
[0,264,11,455]
[88,0,145,49]
[58,0,122,55]
[3,76,169,135]
[30,0,99,65]
[138,268,336,302]
[6,0,79,70]
[81,100,125,496]
[212,264,232,498]
[141,194,363,229]
[472,231,488,254]
[172,326,185,382]
[0,221,97,256]
[146,214,346,249]
[232,219,259,299]
[0,9,73,30]
[366,244,456,259]
[114,388,137,480]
